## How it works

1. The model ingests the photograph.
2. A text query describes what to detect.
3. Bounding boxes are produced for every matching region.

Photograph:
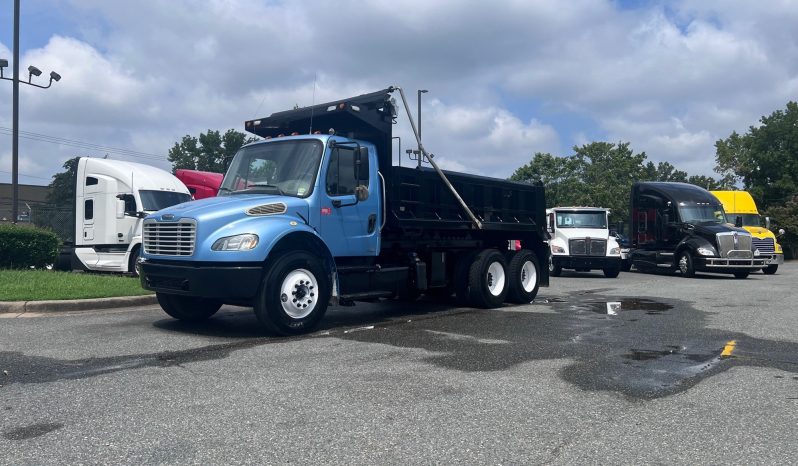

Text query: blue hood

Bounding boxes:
[149,194,309,223]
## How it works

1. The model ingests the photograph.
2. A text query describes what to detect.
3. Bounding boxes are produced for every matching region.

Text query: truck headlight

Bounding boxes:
[551,245,565,253]
[609,247,620,255]
[212,234,259,251]
[696,247,716,256]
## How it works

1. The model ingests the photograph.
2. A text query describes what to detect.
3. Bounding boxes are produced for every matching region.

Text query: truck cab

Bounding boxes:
[71,157,190,275]
[140,87,550,335]
[175,169,224,200]
[546,207,622,278]
[630,182,767,278]
[710,190,785,275]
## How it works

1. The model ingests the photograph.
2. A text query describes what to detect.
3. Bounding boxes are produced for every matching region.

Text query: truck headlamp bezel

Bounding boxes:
[551,245,565,254]
[609,247,620,255]
[696,246,716,256]
[211,234,259,251]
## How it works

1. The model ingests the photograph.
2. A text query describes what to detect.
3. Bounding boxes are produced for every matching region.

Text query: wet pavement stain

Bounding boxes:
[0,295,797,401]
[3,422,63,440]
[334,294,798,400]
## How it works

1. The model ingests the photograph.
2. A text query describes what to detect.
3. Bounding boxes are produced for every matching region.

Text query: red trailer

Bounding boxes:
[174,169,224,200]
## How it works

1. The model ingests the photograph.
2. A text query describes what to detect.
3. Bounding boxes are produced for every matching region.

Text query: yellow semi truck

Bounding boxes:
[711,190,785,274]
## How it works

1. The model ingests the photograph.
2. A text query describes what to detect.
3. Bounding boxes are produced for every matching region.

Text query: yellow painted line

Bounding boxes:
[721,340,737,357]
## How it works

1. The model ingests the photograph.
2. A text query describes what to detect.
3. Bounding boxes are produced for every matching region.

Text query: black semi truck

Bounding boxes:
[140,87,549,334]
[629,181,767,278]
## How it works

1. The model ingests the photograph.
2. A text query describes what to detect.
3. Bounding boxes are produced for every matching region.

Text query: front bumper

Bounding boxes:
[766,254,785,265]
[553,255,622,270]
[140,259,263,301]
[695,257,768,270]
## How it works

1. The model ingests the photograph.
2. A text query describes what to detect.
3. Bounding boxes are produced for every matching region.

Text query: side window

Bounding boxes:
[326,148,369,196]
[86,177,98,186]
[85,200,94,220]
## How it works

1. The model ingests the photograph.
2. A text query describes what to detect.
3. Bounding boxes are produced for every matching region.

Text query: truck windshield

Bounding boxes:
[555,212,607,228]
[725,213,760,227]
[140,190,191,211]
[220,140,322,197]
[679,205,727,224]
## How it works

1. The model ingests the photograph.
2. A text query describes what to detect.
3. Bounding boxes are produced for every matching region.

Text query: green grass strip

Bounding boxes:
[0,270,152,301]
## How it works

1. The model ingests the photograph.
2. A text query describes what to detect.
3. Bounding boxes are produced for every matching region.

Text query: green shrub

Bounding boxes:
[0,223,60,269]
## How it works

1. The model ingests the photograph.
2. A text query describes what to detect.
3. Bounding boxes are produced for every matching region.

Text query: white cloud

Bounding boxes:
[1,0,797,189]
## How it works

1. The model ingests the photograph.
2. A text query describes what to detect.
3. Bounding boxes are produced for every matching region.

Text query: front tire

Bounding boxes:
[506,250,540,304]
[603,266,620,278]
[734,270,750,279]
[466,249,509,308]
[763,264,778,275]
[677,251,695,278]
[549,256,562,277]
[254,251,330,335]
[128,246,141,277]
[156,293,221,322]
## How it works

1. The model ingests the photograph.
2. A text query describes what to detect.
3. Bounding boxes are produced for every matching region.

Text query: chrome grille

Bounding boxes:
[143,219,196,256]
[569,238,607,256]
[246,202,287,216]
[716,232,753,259]
[752,237,775,253]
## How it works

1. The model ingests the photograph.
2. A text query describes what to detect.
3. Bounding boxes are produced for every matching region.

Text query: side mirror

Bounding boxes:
[547,213,555,233]
[735,215,743,228]
[355,185,369,202]
[765,216,771,230]
[116,199,125,219]
[778,228,785,237]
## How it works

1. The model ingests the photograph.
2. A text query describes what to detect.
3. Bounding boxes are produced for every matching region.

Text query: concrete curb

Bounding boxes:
[0,294,158,314]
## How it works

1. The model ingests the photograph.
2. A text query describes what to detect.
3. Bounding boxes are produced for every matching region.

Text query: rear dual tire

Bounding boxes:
[455,249,508,308]
[506,250,540,304]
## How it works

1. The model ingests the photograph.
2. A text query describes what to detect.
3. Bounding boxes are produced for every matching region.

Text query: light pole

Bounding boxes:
[417,89,427,168]
[1,0,61,223]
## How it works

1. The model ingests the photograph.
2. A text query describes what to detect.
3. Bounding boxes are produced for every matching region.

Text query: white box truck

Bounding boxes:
[546,207,623,278]
[58,157,190,275]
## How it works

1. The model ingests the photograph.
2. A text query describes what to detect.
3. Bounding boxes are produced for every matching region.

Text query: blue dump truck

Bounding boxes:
[140,87,549,334]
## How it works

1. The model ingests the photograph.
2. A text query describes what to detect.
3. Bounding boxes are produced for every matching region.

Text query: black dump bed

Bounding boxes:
[246,87,546,235]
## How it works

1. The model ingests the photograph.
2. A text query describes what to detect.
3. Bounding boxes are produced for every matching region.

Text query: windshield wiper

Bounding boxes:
[245,183,285,195]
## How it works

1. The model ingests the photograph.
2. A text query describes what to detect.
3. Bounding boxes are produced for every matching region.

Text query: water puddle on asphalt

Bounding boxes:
[1,294,797,402]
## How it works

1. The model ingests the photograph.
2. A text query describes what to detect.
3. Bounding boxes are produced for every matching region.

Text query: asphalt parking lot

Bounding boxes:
[2,264,797,464]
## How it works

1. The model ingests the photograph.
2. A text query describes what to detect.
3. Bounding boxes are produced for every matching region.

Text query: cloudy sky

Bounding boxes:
[1,0,797,187]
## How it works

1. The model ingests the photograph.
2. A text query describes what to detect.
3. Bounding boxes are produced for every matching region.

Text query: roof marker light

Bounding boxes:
[327,105,336,112]
[254,120,261,125]
[351,105,360,112]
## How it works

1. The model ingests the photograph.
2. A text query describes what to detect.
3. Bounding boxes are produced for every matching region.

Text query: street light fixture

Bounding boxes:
[0,0,62,223]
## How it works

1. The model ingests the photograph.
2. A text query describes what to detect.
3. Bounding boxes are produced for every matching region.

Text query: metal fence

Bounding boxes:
[0,201,74,243]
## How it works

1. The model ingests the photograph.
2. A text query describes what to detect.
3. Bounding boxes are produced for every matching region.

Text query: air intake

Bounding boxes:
[246,202,287,216]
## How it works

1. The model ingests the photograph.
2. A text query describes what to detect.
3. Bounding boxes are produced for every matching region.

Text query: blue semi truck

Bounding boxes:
[140,87,549,334]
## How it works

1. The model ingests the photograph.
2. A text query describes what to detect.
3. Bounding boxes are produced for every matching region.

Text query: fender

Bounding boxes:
[264,229,340,303]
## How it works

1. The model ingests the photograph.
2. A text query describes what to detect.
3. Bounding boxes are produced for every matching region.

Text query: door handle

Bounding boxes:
[368,214,377,234]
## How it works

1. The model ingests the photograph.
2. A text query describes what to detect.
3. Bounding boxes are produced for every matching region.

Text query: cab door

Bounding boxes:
[318,143,381,257]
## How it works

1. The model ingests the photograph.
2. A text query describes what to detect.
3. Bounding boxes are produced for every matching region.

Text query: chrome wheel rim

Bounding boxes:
[520,260,537,292]
[280,268,317,319]
[486,261,506,296]
[678,255,688,274]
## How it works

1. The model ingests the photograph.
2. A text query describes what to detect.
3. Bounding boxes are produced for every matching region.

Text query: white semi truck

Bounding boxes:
[546,207,623,278]
[57,158,190,275]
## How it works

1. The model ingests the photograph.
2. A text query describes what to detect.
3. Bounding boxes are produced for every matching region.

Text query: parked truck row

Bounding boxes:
[126,87,786,335]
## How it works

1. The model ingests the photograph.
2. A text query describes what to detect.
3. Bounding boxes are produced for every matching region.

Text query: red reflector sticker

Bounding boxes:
[321,207,332,216]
